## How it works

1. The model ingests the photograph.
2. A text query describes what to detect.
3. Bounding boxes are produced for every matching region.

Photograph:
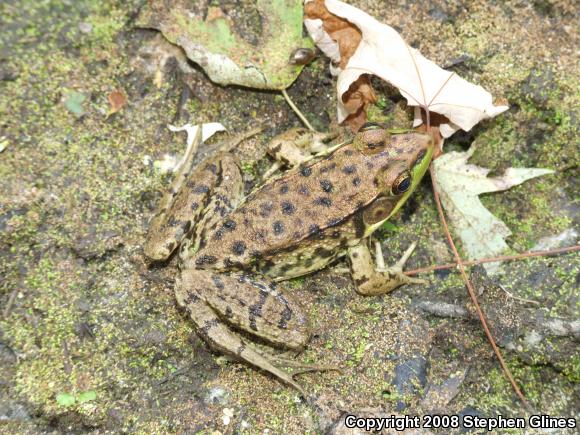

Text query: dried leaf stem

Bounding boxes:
[429,165,531,410]
[282,89,316,131]
[404,245,580,276]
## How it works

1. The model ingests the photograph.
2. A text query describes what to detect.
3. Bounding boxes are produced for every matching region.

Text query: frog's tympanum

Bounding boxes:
[144,124,434,394]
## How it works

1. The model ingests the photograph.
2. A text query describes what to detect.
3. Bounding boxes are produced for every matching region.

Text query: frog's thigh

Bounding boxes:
[348,241,418,296]
[144,153,243,261]
[267,128,334,167]
[178,269,310,351]
[177,268,311,392]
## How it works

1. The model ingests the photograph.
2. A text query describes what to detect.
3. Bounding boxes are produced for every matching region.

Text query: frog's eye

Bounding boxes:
[391,171,412,195]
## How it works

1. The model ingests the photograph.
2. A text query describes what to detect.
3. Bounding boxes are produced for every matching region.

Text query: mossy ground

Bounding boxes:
[0,0,577,433]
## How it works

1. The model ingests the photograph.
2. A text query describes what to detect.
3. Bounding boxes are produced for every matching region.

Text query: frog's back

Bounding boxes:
[192,145,379,270]
[191,132,429,273]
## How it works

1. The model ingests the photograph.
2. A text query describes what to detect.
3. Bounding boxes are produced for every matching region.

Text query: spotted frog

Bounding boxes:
[144,124,434,394]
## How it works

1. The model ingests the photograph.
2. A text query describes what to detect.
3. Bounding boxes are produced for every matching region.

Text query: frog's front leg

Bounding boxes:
[263,128,338,178]
[347,240,426,296]
[177,268,333,395]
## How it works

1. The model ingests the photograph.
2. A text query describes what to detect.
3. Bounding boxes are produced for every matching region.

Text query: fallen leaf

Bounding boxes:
[153,122,227,174]
[432,146,554,274]
[107,90,127,116]
[136,0,311,90]
[305,0,507,135]
[63,90,87,117]
[0,137,8,153]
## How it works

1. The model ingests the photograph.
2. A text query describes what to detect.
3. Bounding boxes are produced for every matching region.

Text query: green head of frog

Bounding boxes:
[352,122,434,237]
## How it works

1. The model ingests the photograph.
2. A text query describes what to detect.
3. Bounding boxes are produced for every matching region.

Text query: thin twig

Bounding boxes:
[429,165,531,410]
[498,285,540,306]
[404,245,580,276]
[281,89,316,132]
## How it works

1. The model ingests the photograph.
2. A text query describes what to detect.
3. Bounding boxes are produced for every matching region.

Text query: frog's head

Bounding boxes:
[353,123,434,237]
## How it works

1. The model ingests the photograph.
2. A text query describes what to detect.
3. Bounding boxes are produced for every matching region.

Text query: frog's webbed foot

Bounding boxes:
[348,241,426,296]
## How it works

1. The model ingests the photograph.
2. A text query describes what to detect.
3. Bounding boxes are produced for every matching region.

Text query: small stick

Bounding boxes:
[498,285,540,306]
[282,88,316,132]
[403,245,580,276]
[429,165,531,410]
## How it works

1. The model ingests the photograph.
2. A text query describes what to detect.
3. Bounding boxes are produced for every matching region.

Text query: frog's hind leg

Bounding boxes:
[144,149,244,261]
[347,240,426,296]
[178,269,335,394]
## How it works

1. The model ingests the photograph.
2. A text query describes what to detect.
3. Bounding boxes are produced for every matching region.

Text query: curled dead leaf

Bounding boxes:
[305,0,508,136]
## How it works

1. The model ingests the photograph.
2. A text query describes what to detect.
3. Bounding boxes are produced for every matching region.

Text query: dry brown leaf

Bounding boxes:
[305,0,368,131]
[107,90,127,116]
[305,0,507,136]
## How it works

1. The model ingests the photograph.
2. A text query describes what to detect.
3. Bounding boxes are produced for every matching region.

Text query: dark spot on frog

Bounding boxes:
[186,180,195,189]
[293,231,302,239]
[352,177,362,187]
[193,185,210,194]
[303,258,314,268]
[236,342,246,355]
[212,275,225,290]
[298,185,310,196]
[212,229,224,241]
[281,201,295,215]
[279,264,293,274]
[191,202,199,211]
[279,184,289,194]
[232,241,246,256]
[278,304,292,329]
[300,166,312,177]
[259,202,273,217]
[243,217,251,226]
[314,197,332,207]
[223,258,239,268]
[351,251,359,258]
[224,306,234,319]
[319,180,333,193]
[314,247,333,258]
[223,219,236,231]
[344,149,354,156]
[181,220,191,233]
[248,289,269,331]
[320,162,337,173]
[342,164,357,174]
[185,290,200,304]
[204,163,218,174]
[366,162,374,169]
[199,318,219,335]
[250,250,263,260]
[195,254,217,266]
[273,221,284,235]
[331,230,340,238]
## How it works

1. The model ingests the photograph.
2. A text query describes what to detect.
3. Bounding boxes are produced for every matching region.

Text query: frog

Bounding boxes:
[144,123,434,395]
